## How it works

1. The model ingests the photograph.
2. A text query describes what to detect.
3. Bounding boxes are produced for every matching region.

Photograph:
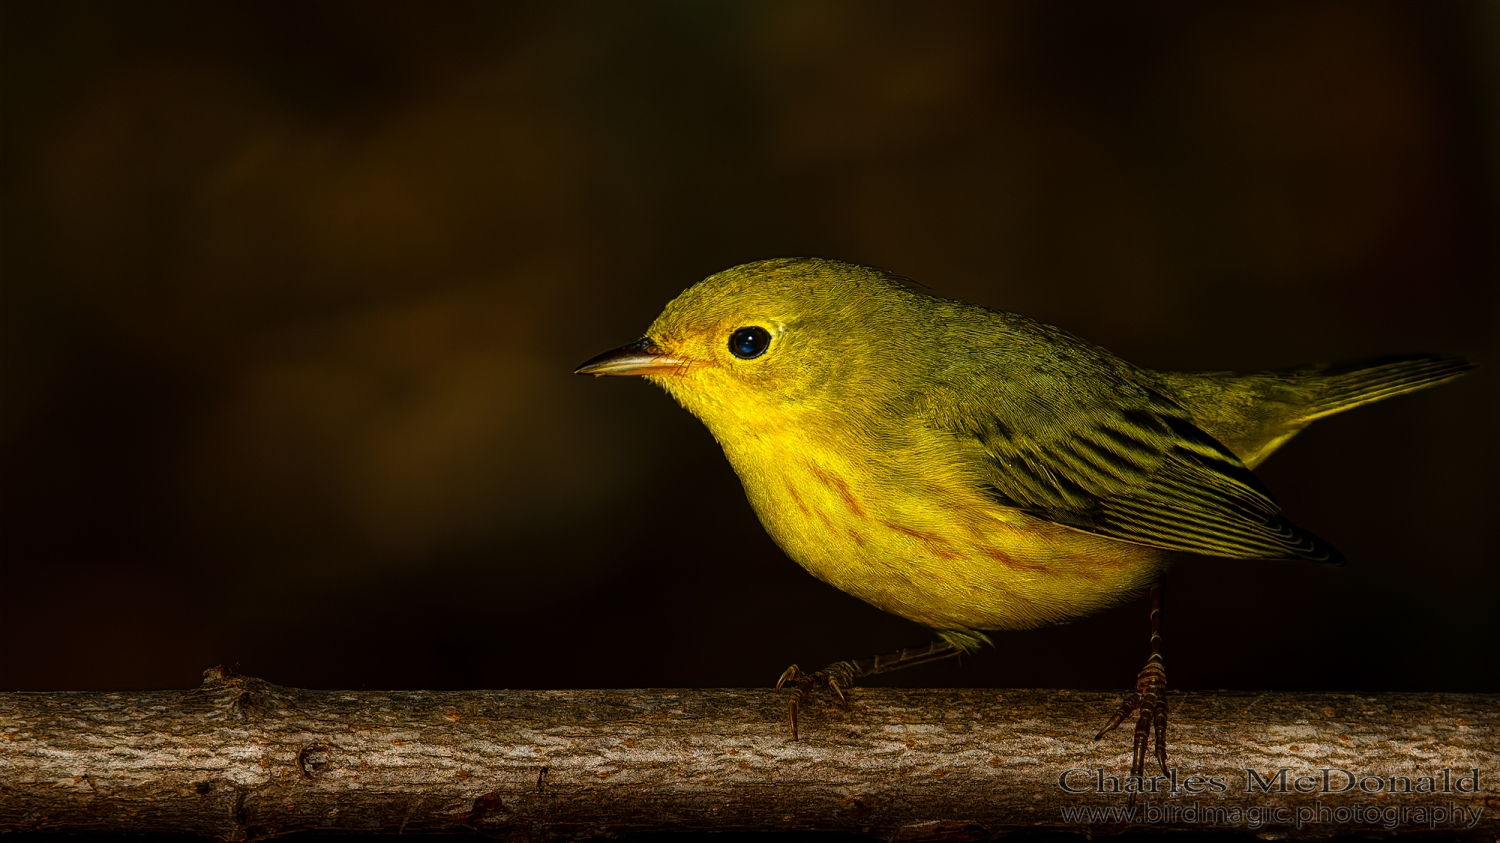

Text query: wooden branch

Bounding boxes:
[1,668,1494,840]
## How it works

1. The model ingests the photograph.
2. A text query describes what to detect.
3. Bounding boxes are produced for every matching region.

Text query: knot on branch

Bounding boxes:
[196,665,283,721]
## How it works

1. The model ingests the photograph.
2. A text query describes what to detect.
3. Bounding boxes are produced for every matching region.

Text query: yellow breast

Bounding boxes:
[722,427,1170,632]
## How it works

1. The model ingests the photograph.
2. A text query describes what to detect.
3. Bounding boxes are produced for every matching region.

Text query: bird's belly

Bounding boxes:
[739,450,1171,632]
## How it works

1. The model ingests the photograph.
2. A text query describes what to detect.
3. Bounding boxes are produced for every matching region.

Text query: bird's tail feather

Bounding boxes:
[1299,354,1475,423]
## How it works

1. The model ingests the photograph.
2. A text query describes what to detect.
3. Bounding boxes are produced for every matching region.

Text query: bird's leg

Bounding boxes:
[775,639,964,740]
[1095,576,1169,784]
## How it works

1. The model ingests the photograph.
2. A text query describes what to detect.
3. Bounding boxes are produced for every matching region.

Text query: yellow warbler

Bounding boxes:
[576,257,1472,777]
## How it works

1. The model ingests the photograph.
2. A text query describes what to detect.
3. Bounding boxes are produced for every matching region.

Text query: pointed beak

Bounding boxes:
[574,337,690,377]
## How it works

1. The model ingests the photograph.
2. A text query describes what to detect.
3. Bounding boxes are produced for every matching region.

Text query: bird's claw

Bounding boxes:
[775,661,856,740]
[773,664,802,692]
[1095,657,1169,784]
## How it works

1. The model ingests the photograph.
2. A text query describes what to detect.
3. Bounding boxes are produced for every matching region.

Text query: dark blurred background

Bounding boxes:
[2,0,1496,699]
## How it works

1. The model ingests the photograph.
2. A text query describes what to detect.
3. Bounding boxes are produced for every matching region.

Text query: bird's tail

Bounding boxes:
[1297,354,1476,423]
[1162,353,1475,470]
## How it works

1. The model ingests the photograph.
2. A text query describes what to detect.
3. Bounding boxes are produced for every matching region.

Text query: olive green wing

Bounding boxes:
[935,372,1344,564]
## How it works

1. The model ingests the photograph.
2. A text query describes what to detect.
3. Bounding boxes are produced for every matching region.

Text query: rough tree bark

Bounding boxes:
[1,668,1494,840]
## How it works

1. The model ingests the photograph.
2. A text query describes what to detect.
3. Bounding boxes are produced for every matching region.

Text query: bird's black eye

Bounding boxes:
[728,326,771,360]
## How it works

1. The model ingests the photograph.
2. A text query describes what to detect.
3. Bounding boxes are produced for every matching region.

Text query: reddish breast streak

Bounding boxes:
[981,546,1051,573]
[808,464,869,520]
[784,482,811,516]
[882,520,961,561]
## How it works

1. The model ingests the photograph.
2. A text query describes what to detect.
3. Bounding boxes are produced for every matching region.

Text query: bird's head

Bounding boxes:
[575,257,924,439]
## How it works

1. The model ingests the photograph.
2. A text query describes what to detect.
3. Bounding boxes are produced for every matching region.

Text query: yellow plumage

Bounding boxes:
[580,257,1471,643]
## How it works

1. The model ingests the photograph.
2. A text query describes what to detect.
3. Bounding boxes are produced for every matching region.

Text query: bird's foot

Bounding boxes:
[772,638,966,740]
[774,660,859,740]
[1095,655,1169,783]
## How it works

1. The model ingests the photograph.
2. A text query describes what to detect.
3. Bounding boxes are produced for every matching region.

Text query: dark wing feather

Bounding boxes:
[939,370,1343,564]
